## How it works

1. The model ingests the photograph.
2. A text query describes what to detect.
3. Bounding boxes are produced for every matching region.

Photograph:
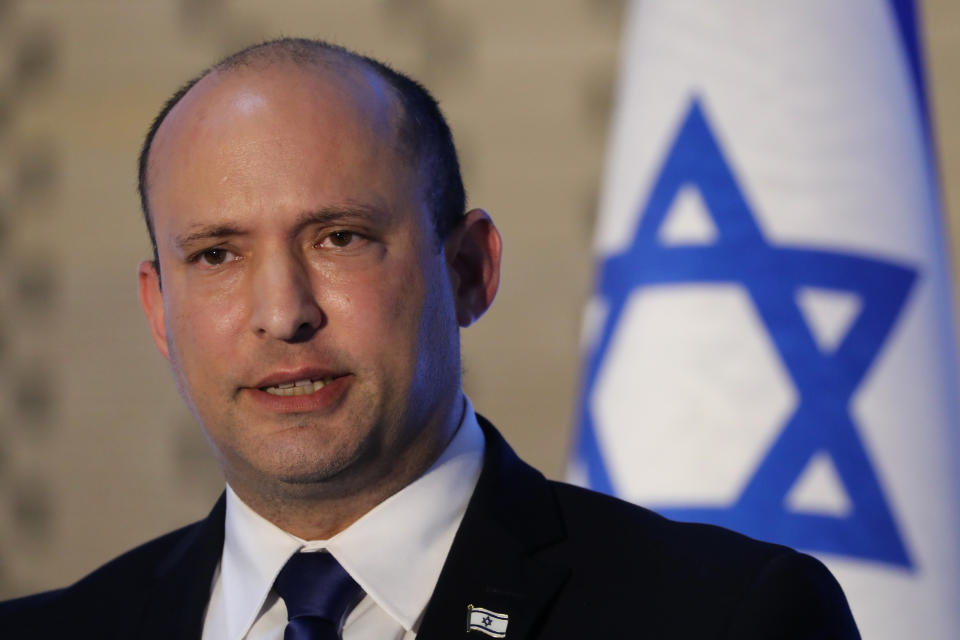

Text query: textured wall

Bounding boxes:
[0,0,955,599]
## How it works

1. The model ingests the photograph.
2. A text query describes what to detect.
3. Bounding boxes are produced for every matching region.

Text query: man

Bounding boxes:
[0,38,860,639]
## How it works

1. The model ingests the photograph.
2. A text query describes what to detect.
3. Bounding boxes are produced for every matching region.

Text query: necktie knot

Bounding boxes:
[275,551,364,640]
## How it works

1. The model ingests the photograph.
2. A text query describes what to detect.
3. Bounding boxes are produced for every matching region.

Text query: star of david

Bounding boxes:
[575,98,917,568]
[482,616,493,627]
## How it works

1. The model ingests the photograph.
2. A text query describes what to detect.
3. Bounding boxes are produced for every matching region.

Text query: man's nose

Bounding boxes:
[248,251,324,342]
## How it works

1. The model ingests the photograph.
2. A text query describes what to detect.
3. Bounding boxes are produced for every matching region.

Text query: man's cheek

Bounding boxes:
[172,291,244,338]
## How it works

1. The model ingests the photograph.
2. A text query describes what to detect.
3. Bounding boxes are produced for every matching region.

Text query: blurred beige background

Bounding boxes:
[0,0,956,598]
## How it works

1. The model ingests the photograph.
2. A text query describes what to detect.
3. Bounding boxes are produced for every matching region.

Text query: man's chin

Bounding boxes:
[232,435,373,496]
[272,460,355,486]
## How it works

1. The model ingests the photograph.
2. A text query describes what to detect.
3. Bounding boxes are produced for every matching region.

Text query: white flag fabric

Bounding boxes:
[570,2,960,638]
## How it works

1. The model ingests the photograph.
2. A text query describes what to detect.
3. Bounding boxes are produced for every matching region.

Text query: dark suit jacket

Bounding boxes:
[0,418,860,638]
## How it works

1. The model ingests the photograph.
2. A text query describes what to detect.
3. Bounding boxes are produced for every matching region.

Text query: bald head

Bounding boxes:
[137,39,465,262]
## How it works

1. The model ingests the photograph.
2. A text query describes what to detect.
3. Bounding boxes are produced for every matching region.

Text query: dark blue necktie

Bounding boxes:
[274,551,365,640]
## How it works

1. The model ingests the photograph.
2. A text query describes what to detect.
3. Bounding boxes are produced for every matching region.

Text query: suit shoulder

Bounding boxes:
[77,519,207,589]
[548,480,789,563]
[0,520,206,634]
[542,481,859,638]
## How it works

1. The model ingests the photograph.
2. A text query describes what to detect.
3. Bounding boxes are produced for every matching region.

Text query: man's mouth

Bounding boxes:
[261,377,336,397]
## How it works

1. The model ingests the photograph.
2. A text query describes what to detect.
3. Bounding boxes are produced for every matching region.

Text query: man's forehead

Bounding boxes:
[151,58,404,170]
[142,57,426,243]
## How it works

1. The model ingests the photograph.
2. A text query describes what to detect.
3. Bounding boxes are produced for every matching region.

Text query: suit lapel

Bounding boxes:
[136,494,226,640]
[417,418,569,640]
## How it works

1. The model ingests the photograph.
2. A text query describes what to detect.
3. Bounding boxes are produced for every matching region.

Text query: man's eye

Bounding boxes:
[320,231,356,248]
[197,248,235,266]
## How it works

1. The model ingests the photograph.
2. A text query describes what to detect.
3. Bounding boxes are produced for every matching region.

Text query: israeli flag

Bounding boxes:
[466,605,509,638]
[570,2,960,638]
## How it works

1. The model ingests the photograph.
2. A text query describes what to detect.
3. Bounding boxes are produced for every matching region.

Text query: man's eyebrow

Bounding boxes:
[174,224,248,250]
[293,204,387,229]
[172,205,388,250]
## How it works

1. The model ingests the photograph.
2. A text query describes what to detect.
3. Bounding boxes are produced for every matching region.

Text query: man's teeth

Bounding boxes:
[264,378,333,396]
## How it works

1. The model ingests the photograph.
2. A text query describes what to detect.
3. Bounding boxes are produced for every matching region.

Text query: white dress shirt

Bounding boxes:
[201,398,485,640]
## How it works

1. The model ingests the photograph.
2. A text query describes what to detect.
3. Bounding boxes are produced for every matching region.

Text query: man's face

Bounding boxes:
[139,63,472,503]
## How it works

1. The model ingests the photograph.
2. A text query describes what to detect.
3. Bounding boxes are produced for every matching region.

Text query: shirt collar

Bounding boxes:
[218,396,485,638]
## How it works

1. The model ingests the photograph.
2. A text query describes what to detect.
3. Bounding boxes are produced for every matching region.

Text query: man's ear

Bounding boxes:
[445,208,502,327]
[138,259,170,360]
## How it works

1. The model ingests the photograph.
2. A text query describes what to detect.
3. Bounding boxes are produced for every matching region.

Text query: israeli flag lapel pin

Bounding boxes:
[466,604,509,638]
